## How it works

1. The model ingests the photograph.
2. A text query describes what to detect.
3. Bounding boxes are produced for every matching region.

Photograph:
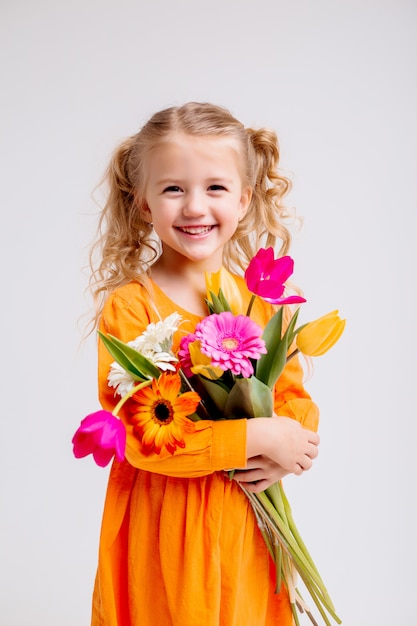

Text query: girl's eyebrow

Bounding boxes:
[154,178,181,185]
[206,177,234,185]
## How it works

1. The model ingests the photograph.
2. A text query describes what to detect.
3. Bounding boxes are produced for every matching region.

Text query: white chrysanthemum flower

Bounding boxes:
[107,313,182,397]
[144,351,177,370]
[108,362,136,397]
[133,312,182,353]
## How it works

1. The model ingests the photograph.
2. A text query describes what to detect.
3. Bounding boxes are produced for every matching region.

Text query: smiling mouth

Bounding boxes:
[176,225,215,235]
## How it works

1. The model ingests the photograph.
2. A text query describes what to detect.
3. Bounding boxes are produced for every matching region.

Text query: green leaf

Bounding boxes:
[218,288,232,312]
[256,307,284,388]
[291,321,309,337]
[282,308,301,350]
[224,377,273,419]
[256,308,301,389]
[206,289,231,314]
[98,331,161,380]
[196,376,229,415]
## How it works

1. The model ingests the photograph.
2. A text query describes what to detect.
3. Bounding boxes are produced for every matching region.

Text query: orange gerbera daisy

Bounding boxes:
[130,372,200,454]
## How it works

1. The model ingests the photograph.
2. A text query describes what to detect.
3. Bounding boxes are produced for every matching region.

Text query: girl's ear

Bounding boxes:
[136,194,152,223]
[239,187,252,220]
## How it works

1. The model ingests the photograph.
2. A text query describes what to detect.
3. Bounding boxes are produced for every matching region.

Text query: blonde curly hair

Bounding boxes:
[88,102,299,328]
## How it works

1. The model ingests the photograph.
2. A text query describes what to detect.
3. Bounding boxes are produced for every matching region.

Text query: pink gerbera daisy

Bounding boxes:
[195,312,267,377]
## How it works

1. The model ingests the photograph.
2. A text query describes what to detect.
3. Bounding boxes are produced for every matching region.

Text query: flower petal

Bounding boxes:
[296,310,346,356]
[244,248,304,306]
[269,255,294,284]
[92,447,115,467]
[130,373,198,455]
[263,295,307,305]
[195,312,266,378]
[72,410,126,466]
[205,267,243,315]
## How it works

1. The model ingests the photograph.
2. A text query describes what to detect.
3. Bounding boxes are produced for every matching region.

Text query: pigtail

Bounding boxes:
[87,136,158,330]
[100,136,143,249]
[226,127,299,274]
[107,136,137,211]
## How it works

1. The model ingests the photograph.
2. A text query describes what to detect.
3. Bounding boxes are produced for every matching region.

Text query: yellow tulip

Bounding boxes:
[296,310,346,357]
[189,341,224,380]
[205,267,243,315]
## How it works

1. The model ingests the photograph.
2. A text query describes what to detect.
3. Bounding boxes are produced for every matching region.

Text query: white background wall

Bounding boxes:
[1,1,416,625]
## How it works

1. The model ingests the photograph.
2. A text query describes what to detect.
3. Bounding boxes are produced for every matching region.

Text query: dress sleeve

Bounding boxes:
[98,287,248,478]
[273,354,320,432]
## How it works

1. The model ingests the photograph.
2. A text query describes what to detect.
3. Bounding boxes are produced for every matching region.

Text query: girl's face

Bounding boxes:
[142,133,251,271]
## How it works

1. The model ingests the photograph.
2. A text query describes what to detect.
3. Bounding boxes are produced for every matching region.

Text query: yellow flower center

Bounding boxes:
[222,337,239,350]
[153,401,173,424]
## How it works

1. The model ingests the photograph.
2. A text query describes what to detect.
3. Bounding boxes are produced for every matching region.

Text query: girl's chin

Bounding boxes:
[161,245,224,267]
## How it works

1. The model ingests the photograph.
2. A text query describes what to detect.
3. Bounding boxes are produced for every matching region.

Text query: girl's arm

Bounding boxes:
[98,286,248,477]
[230,414,319,492]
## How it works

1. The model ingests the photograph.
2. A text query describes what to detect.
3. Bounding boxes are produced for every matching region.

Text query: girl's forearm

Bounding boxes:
[246,418,273,459]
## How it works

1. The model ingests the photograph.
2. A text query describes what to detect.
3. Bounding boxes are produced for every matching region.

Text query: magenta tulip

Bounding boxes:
[244,248,306,305]
[72,410,126,467]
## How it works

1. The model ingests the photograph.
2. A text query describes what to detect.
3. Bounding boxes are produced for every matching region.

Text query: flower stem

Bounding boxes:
[112,380,152,416]
[266,482,289,524]
[295,590,320,626]
[240,485,342,624]
[286,348,299,362]
[279,483,333,607]
[245,294,257,318]
[274,538,282,594]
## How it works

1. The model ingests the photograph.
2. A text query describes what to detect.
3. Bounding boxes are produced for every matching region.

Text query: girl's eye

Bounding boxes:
[163,186,182,193]
[208,184,226,191]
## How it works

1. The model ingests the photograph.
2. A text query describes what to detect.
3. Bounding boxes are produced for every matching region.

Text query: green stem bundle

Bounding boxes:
[239,483,342,625]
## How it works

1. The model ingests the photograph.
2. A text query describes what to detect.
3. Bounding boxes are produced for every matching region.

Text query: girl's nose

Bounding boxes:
[182,191,207,217]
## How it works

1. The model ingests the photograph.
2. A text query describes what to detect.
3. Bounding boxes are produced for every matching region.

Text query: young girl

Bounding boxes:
[88,102,320,626]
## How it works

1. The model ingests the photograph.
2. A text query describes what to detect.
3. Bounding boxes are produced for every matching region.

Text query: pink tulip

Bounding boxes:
[244,248,306,305]
[72,410,126,467]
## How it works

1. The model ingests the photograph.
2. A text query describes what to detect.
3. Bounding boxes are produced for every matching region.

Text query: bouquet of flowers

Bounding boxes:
[72,248,345,625]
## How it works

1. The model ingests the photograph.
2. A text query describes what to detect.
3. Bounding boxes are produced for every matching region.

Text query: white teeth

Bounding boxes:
[179,226,213,234]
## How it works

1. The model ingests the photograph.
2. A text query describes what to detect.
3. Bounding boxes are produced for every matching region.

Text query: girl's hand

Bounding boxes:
[230,456,290,493]
[246,415,320,476]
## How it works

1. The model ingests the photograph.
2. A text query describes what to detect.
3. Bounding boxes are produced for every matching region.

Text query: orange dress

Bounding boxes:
[91,278,319,626]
